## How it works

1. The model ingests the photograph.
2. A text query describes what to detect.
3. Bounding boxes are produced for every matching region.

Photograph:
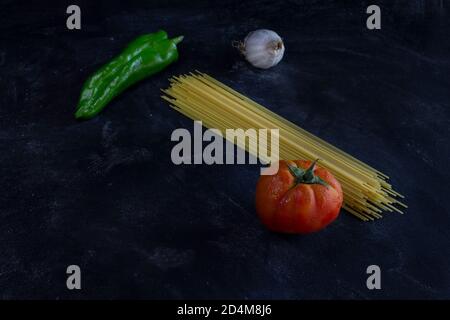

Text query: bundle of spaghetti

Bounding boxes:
[161,71,406,221]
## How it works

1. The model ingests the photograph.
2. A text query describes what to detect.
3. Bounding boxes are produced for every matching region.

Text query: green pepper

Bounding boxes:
[75,30,183,120]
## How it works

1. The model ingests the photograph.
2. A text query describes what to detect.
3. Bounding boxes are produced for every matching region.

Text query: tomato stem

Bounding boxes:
[303,159,319,181]
[286,159,328,187]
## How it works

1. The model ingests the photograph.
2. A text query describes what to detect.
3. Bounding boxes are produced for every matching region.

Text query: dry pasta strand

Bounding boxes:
[161,71,406,220]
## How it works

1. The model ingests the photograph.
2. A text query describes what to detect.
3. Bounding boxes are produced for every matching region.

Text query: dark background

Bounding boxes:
[0,0,449,299]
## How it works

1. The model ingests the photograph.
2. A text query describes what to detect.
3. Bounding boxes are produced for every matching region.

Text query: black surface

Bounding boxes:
[0,0,449,299]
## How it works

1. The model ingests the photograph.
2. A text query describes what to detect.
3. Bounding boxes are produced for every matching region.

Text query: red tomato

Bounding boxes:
[255,160,343,234]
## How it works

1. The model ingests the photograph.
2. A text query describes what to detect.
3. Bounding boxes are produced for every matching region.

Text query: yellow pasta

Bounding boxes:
[161,71,406,221]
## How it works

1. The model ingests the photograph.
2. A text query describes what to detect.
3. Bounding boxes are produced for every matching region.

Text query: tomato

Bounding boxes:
[255,160,343,234]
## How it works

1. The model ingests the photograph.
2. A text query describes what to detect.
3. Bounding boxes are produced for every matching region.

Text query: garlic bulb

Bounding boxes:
[235,29,285,69]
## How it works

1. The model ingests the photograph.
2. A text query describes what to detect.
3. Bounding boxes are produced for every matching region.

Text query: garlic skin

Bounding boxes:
[239,29,285,69]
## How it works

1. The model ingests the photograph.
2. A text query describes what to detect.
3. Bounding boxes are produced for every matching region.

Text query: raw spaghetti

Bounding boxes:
[161,71,406,221]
